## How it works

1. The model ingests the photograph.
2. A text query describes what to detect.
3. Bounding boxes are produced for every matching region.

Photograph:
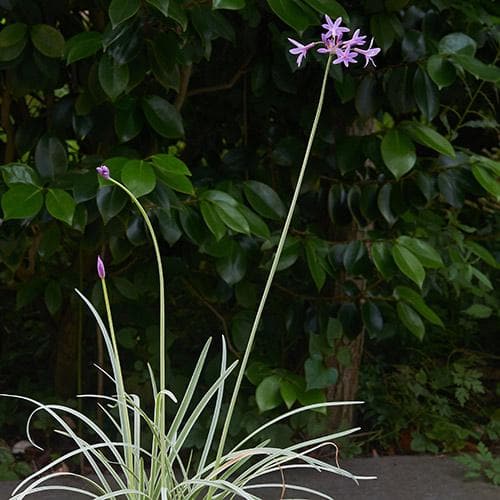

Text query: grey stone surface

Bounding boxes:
[1,455,498,499]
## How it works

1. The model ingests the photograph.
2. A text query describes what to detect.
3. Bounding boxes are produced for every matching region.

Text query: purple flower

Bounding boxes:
[342,29,366,48]
[97,255,106,280]
[321,15,350,40]
[354,37,381,67]
[317,33,337,54]
[288,38,316,67]
[333,48,359,67]
[96,165,110,180]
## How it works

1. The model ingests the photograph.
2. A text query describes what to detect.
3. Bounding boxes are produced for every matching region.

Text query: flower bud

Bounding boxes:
[97,255,106,279]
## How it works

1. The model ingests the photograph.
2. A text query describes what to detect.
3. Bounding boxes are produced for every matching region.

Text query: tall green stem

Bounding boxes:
[215,55,333,467]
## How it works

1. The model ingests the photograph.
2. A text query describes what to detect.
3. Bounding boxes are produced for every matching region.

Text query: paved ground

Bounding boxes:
[1,455,498,499]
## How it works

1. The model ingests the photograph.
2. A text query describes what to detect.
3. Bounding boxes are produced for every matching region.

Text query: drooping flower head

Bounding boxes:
[288,15,380,69]
[96,165,110,180]
[97,255,106,280]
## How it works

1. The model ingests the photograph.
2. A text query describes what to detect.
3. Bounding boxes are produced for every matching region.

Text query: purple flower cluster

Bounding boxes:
[288,15,380,68]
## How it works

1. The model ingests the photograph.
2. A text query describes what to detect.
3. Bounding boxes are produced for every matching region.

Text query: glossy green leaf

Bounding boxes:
[0,23,27,61]
[31,24,65,58]
[168,0,188,30]
[231,310,253,351]
[157,207,182,246]
[237,204,271,240]
[452,54,500,83]
[121,160,156,197]
[96,185,128,224]
[157,171,194,195]
[142,95,184,138]
[438,170,464,208]
[397,302,425,340]
[115,97,143,142]
[304,358,337,391]
[402,121,455,157]
[361,301,384,335]
[200,200,226,241]
[463,304,492,319]
[465,240,498,268]
[1,163,40,186]
[200,190,238,207]
[243,180,286,220]
[343,240,366,275]
[267,0,317,33]
[397,236,444,268]
[377,184,397,225]
[213,0,245,9]
[34,135,67,179]
[109,0,140,27]
[413,67,439,121]
[305,238,326,291]
[371,241,396,279]
[151,154,191,175]
[45,188,76,225]
[426,54,456,89]
[393,286,444,327]
[65,32,102,64]
[370,13,396,52]
[44,281,62,315]
[216,241,247,284]
[355,76,379,118]
[438,33,476,56]
[472,164,500,200]
[279,379,297,409]
[381,129,416,179]
[304,0,348,21]
[98,54,129,100]
[256,375,282,412]
[213,201,250,234]
[146,0,170,17]
[392,243,426,288]
[1,184,43,220]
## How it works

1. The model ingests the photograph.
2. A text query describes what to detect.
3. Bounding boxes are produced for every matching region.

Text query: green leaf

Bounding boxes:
[115,97,143,142]
[337,346,352,368]
[65,32,102,64]
[98,54,129,101]
[463,304,492,319]
[397,302,425,340]
[1,163,40,186]
[438,33,476,56]
[267,0,317,33]
[371,241,396,278]
[31,24,65,58]
[200,200,226,241]
[35,135,67,179]
[213,201,250,234]
[142,95,184,138]
[393,286,444,327]
[413,67,439,121]
[231,310,253,351]
[146,0,170,17]
[392,244,426,288]
[121,160,156,197]
[0,23,27,61]
[96,185,128,224]
[465,240,498,268]
[1,184,43,220]
[44,281,62,315]
[381,129,416,180]
[305,238,326,291]
[256,375,282,412]
[370,13,396,53]
[326,317,343,346]
[109,0,140,27]
[157,171,194,195]
[151,154,191,175]
[426,54,456,89]
[304,358,337,391]
[472,164,500,200]
[237,204,271,240]
[343,240,366,275]
[168,0,188,30]
[397,236,443,268]
[279,380,297,409]
[377,183,397,225]
[303,0,348,21]
[216,241,247,284]
[361,301,384,335]
[45,188,76,225]
[402,121,455,157]
[157,207,182,246]
[452,54,500,83]
[213,0,245,9]
[438,170,464,208]
[243,180,286,220]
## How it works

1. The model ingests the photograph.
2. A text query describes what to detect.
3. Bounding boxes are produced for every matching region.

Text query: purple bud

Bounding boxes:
[96,165,110,180]
[97,255,106,279]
